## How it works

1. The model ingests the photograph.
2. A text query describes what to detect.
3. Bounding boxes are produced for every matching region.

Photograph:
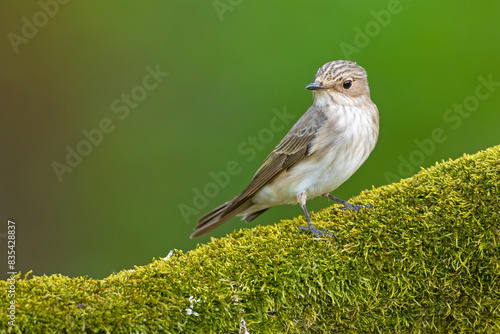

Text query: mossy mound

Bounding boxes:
[1,146,500,333]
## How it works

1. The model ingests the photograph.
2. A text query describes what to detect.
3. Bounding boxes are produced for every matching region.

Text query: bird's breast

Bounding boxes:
[253,103,378,206]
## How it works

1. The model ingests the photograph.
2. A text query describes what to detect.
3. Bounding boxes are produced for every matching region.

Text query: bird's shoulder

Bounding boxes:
[228,106,329,206]
[261,105,328,166]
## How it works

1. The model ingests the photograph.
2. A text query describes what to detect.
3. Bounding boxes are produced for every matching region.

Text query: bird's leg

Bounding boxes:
[297,192,335,238]
[322,193,374,211]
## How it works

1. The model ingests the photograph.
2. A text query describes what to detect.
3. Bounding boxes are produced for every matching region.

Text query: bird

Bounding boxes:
[190,60,379,239]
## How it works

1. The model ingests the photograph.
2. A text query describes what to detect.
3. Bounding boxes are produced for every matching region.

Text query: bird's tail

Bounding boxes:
[190,196,245,238]
[190,196,268,238]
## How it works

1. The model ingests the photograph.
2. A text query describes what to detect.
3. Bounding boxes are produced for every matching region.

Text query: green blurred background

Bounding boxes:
[1,1,499,279]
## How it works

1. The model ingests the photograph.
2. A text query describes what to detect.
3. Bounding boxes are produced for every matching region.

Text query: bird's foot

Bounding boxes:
[323,194,374,212]
[297,193,337,239]
[333,202,374,212]
[298,224,337,239]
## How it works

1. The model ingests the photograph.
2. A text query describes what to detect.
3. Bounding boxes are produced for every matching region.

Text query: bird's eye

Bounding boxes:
[343,80,352,89]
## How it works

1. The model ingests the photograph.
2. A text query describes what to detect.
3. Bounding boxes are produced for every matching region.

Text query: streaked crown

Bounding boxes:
[306,60,371,99]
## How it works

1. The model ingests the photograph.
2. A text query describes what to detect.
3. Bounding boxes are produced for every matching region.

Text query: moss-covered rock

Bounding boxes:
[1,146,500,333]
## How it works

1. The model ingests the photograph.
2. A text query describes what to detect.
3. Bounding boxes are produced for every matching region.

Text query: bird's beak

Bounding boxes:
[305,81,325,90]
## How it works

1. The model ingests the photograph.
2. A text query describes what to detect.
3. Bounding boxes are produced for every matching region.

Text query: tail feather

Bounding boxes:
[197,200,232,227]
[190,197,254,238]
[244,208,269,223]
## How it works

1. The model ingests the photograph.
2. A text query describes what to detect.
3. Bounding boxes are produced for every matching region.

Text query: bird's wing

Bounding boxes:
[227,106,328,209]
[191,106,328,238]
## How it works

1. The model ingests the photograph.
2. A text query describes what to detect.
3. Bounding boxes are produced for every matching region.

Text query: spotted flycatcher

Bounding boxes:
[191,60,379,238]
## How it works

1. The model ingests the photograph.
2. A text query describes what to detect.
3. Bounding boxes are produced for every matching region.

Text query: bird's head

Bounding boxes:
[306,60,371,105]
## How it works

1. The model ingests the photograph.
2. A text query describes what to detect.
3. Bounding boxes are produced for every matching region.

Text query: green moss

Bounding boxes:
[1,146,500,333]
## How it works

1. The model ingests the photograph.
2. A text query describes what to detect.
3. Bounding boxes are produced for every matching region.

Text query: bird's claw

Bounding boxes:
[298,225,336,239]
[332,202,374,212]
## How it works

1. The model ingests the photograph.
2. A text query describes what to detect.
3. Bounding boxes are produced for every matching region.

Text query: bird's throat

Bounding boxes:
[313,90,359,107]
